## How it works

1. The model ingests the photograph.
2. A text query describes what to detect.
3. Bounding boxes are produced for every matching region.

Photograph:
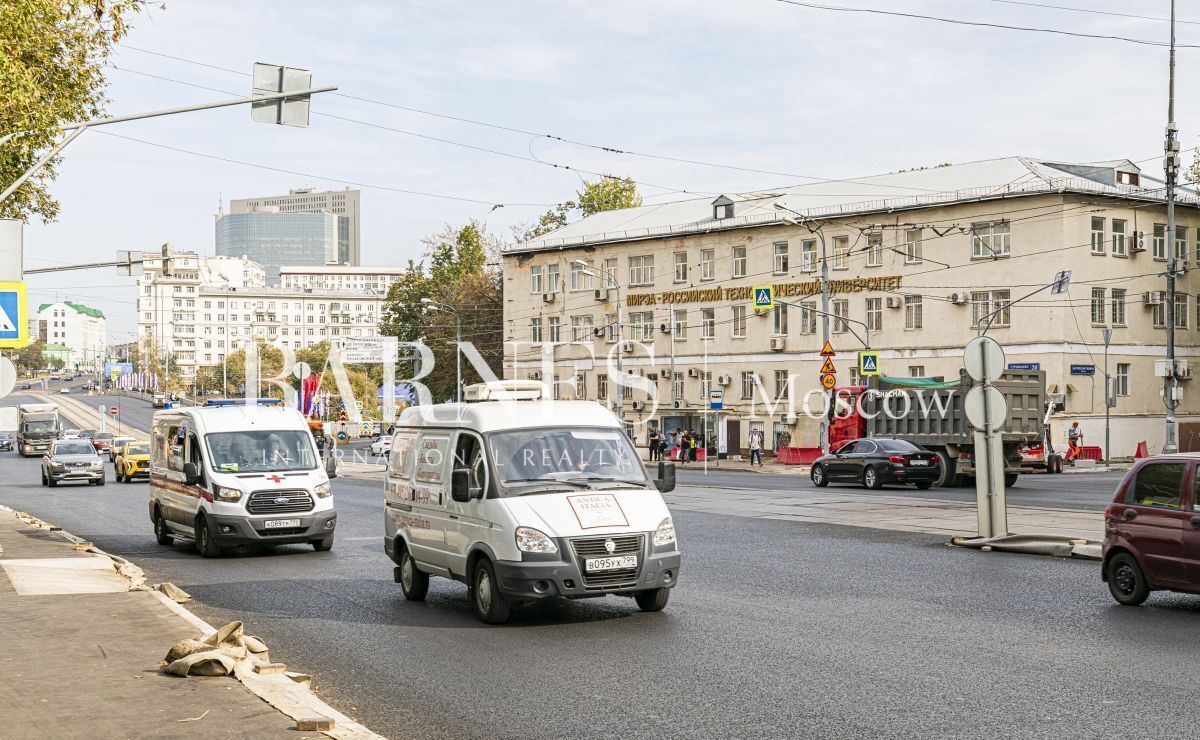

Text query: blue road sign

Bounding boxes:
[0,282,27,349]
[1007,362,1040,371]
[752,285,774,310]
[709,389,724,410]
[1070,364,1096,375]
[858,351,880,376]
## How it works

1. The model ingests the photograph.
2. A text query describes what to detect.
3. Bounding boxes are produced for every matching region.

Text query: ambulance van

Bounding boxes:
[149,400,338,556]
[384,381,681,624]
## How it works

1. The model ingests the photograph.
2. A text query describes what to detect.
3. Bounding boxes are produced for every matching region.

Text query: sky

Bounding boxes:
[18,0,1200,342]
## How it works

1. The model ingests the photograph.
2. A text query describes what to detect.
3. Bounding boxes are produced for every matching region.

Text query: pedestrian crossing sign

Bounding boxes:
[752,285,774,310]
[0,282,27,349]
[858,351,880,376]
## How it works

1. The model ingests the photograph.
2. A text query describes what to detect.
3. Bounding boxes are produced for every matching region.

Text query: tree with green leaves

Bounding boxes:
[513,175,642,242]
[1,0,157,222]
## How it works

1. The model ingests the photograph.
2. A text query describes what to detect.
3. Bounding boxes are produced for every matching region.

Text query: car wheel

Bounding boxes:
[1107,552,1150,606]
[863,466,883,490]
[40,469,47,486]
[915,481,933,490]
[634,587,671,612]
[48,476,57,488]
[311,533,334,552]
[96,475,105,487]
[472,558,511,624]
[398,546,429,601]
[194,516,223,558]
[1004,473,1018,488]
[811,464,829,487]
[154,510,174,546]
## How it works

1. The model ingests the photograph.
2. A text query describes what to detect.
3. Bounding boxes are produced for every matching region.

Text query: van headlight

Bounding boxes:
[213,484,242,502]
[515,527,558,554]
[653,517,676,547]
[314,482,331,499]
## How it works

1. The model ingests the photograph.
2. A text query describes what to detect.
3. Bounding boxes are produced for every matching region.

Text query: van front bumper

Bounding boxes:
[493,551,681,600]
[206,511,337,546]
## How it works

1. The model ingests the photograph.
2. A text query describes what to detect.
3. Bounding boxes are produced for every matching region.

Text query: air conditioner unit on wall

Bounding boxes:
[687,367,700,378]
[529,370,542,380]
[718,374,731,386]
[1145,291,1165,306]
[594,288,610,302]
[661,369,672,379]
[542,292,555,303]
[673,400,685,409]
[780,412,798,424]
[885,296,903,309]
[770,337,785,351]
[622,341,635,352]
[949,292,970,305]
[1130,231,1146,252]
[631,400,645,411]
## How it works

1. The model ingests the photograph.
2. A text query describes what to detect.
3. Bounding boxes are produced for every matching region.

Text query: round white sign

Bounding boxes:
[964,336,1005,383]
[0,356,15,399]
[964,385,1008,432]
[292,361,312,380]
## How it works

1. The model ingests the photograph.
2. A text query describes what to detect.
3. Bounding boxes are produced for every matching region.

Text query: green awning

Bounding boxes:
[879,376,961,390]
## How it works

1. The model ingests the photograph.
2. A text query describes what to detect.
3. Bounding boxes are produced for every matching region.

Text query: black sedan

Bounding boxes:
[810,437,939,489]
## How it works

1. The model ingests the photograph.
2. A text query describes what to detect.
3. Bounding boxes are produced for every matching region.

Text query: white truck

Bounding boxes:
[17,403,60,457]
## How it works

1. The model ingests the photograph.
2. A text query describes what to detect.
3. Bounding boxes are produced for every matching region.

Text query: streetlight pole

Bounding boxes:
[1103,328,1112,466]
[1163,0,1181,454]
[420,299,462,402]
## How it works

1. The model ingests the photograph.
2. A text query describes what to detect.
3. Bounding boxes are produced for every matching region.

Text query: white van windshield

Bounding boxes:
[205,430,317,473]
[489,427,648,490]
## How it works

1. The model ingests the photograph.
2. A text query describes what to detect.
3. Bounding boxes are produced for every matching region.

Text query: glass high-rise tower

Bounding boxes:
[214,211,339,285]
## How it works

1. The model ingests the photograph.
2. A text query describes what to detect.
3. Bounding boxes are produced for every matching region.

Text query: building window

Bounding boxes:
[714,202,733,219]
[866,233,883,267]
[571,315,594,342]
[971,290,1011,328]
[732,305,747,338]
[908,366,925,378]
[1091,288,1107,325]
[1112,219,1127,256]
[530,318,543,343]
[774,369,789,400]
[701,308,716,339]
[1090,217,1105,254]
[972,221,1011,258]
[699,249,715,281]
[597,374,608,400]
[672,374,684,401]
[904,229,922,264]
[673,252,688,283]
[1175,294,1190,329]
[866,297,882,332]
[673,309,687,340]
[570,261,591,291]
[741,371,756,399]
[629,255,654,286]
[773,242,789,274]
[574,373,586,399]
[602,258,618,288]
[799,301,817,334]
[546,264,560,293]
[801,240,818,272]
[1111,289,1126,326]
[629,311,654,341]
[530,266,543,294]
[1116,171,1140,187]
[1177,226,1189,264]
[1153,223,1167,260]
[832,236,849,270]
[832,299,849,333]
[773,304,788,335]
[732,246,747,278]
[604,313,617,342]
[1152,299,1166,329]
[1115,363,1130,397]
[904,295,923,330]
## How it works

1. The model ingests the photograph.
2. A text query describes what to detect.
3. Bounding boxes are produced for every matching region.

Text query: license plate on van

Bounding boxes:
[264,519,301,529]
[585,555,638,572]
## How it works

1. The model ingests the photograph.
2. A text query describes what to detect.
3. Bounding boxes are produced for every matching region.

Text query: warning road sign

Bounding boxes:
[819,340,835,357]
[0,282,27,349]
[752,285,774,310]
[819,357,836,374]
[858,351,880,376]
[820,373,837,389]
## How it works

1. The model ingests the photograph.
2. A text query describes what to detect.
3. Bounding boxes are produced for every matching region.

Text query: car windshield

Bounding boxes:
[488,427,648,490]
[205,430,317,473]
[126,443,150,455]
[55,442,95,456]
[24,420,56,432]
[96,433,113,441]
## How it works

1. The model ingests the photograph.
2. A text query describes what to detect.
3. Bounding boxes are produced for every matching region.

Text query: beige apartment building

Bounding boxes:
[501,156,1200,457]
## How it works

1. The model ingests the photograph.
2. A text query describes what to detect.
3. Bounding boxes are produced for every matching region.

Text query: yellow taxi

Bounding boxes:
[114,439,151,483]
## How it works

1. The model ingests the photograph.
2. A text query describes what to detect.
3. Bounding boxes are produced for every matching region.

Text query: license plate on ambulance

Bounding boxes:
[584,555,638,572]
[264,519,301,529]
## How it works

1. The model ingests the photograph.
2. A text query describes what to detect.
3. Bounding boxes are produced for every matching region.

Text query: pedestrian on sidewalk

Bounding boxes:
[749,430,763,467]
[1066,421,1082,465]
[648,429,661,462]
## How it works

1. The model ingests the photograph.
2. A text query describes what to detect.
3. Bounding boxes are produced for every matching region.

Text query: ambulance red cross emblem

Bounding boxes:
[265,474,285,484]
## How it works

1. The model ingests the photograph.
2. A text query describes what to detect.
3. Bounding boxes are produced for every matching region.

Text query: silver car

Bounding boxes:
[42,439,106,487]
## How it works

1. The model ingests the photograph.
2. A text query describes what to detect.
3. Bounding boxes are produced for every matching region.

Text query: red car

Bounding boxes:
[91,432,114,454]
[1102,454,1200,605]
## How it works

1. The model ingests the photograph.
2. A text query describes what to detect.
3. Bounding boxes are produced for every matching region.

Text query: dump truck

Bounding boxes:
[17,403,61,457]
[829,369,1047,487]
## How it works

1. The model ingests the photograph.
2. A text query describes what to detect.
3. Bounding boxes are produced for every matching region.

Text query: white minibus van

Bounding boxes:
[384,382,680,623]
[149,400,338,556]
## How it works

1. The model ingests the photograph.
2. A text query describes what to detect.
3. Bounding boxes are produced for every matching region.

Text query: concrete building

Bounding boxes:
[501,156,1200,458]
[279,265,406,294]
[230,187,361,266]
[36,301,106,372]
[136,250,388,381]
[215,210,341,285]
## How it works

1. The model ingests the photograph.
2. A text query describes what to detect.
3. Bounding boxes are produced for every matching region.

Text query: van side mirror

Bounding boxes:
[183,462,199,485]
[324,454,338,479]
[451,468,470,502]
[654,461,676,493]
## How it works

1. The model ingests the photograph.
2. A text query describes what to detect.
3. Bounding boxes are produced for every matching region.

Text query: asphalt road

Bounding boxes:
[0,446,1196,739]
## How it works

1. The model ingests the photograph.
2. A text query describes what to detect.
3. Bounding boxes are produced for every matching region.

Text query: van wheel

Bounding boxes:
[863,466,883,490]
[194,516,223,558]
[311,534,334,552]
[933,451,958,488]
[1107,552,1150,606]
[472,558,511,624]
[398,547,429,601]
[154,510,174,546]
[810,464,829,487]
[634,587,671,612]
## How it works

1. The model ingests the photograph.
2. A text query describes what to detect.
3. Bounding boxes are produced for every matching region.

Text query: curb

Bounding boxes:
[0,504,385,740]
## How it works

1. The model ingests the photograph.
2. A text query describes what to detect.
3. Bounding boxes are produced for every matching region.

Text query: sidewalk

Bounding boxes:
[0,507,377,739]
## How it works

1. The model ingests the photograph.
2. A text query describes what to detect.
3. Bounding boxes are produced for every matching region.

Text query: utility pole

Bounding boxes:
[1103,328,1112,466]
[1164,0,1181,454]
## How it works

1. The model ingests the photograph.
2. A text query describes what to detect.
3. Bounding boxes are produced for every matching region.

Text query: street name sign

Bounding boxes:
[1007,362,1040,371]
[1070,364,1096,375]
[752,285,774,310]
[0,281,27,348]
